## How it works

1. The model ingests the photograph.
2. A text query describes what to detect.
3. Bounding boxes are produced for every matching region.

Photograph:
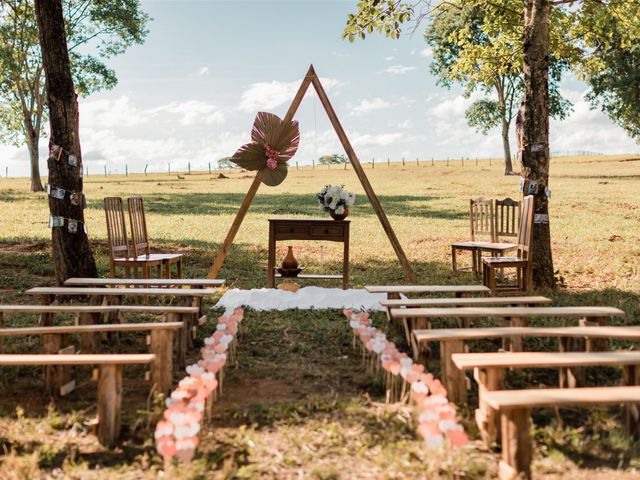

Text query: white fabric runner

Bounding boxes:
[213,286,389,315]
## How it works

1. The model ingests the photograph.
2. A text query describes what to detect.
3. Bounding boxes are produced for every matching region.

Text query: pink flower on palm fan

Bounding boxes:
[230,112,300,186]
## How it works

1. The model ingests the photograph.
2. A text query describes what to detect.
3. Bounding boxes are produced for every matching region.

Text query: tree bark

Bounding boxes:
[500,116,514,175]
[522,0,555,289]
[496,80,514,175]
[25,120,44,192]
[34,0,97,284]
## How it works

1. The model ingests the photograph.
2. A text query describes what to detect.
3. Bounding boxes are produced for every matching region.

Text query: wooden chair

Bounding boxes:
[127,196,184,278]
[474,198,520,268]
[104,197,163,278]
[451,197,494,276]
[482,195,534,294]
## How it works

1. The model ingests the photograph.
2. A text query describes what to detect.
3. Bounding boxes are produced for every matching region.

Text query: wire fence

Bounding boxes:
[0,150,616,179]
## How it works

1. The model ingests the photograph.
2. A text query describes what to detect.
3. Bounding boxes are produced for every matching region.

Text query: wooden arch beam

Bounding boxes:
[209,65,417,283]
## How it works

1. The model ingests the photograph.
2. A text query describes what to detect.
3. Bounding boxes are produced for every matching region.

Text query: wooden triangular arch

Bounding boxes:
[208,65,417,283]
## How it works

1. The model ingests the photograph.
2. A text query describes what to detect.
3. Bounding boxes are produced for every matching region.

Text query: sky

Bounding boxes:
[1,0,638,177]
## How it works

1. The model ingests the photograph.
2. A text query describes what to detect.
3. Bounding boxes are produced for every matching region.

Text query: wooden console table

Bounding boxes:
[268,218,350,289]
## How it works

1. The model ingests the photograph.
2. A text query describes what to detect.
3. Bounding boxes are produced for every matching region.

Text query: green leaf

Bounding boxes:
[261,163,288,186]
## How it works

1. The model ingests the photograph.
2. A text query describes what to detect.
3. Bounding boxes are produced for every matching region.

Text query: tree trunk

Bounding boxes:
[34,0,97,284]
[25,122,44,192]
[522,0,555,289]
[496,80,514,175]
[500,116,514,175]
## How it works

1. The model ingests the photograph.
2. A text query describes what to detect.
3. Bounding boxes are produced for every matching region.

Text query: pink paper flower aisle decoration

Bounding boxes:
[155,308,244,464]
[343,308,468,449]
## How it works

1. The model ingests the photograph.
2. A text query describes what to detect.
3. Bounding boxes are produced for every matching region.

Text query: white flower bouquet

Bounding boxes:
[316,184,356,215]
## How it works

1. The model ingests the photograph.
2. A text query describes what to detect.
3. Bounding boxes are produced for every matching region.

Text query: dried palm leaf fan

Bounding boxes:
[231,112,301,186]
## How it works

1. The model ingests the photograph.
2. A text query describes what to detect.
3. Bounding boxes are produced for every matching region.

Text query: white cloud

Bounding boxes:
[419,47,433,58]
[384,56,395,61]
[427,94,473,119]
[384,64,416,75]
[238,77,341,113]
[197,66,209,76]
[150,100,225,126]
[352,132,405,147]
[396,120,413,129]
[351,97,391,115]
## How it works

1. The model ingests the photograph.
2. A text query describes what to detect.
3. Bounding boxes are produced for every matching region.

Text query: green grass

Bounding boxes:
[0,155,639,478]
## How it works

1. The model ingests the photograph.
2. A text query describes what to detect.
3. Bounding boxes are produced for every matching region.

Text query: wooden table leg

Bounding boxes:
[177,258,184,279]
[97,364,123,447]
[475,366,504,445]
[267,224,276,288]
[499,408,532,480]
[343,224,349,290]
[441,339,467,404]
[150,329,174,395]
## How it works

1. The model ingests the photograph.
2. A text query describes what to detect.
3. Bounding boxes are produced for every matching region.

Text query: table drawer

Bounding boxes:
[310,224,344,238]
[275,224,308,236]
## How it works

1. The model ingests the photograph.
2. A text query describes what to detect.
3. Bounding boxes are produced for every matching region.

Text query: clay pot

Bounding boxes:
[329,207,349,221]
[281,246,299,270]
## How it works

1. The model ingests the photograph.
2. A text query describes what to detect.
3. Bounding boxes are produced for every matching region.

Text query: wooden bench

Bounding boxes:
[390,306,625,353]
[0,304,198,366]
[0,353,155,446]
[365,284,490,300]
[381,296,552,343]
[484,386,640,480]
[64,277,225,288]
[26,287,217,345]
[452,350,640,445]
[0,322,183,395]
[416,326,640,404]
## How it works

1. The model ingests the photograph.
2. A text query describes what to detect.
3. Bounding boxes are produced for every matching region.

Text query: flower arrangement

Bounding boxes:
[343,308,467,449]
[155,308,244,463]
[316,185,355,215]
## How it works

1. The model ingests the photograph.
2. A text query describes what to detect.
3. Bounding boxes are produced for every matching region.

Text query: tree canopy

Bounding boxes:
[0,0,149,190]
[343,0,640,144]
[318,153,347,165]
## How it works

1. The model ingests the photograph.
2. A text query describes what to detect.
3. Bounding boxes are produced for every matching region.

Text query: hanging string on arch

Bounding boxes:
[311,86,319,166]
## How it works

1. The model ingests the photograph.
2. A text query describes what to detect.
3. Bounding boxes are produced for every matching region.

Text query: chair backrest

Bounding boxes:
[127,196,150,257]
[494,197,521,240]
[517,195,535,260]
[469,197,494,241]
[104,197,130,261]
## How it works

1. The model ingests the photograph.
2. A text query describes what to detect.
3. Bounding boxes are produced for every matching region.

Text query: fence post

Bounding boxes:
[372,157,375,169]
[296,161,299,170]
[86,167,88,177]
[312,159,315,170]
[402,157,405,166]
[387,157,390,167]
[208,162,211,175]
[168,163,171,174]
[416,157,419,166]
[144,164,148,176]
[188,162,191,174]
[476,157,478,166]
[125,165,128,176]
[5,167,7,178]
[461,157,464,167]
[104,165,107,177]
[489,158,492,166]
[344,160,347,170]
[432,157,434,166]
[446,158,449,167]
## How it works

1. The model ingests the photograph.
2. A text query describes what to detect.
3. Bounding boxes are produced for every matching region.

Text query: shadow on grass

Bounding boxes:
[85,192,465,220]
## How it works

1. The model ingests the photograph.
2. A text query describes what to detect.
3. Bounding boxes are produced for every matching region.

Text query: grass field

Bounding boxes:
[0,154,639,478]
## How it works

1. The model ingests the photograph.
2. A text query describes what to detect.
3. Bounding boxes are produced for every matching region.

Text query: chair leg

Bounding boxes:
[471,249,478,277]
